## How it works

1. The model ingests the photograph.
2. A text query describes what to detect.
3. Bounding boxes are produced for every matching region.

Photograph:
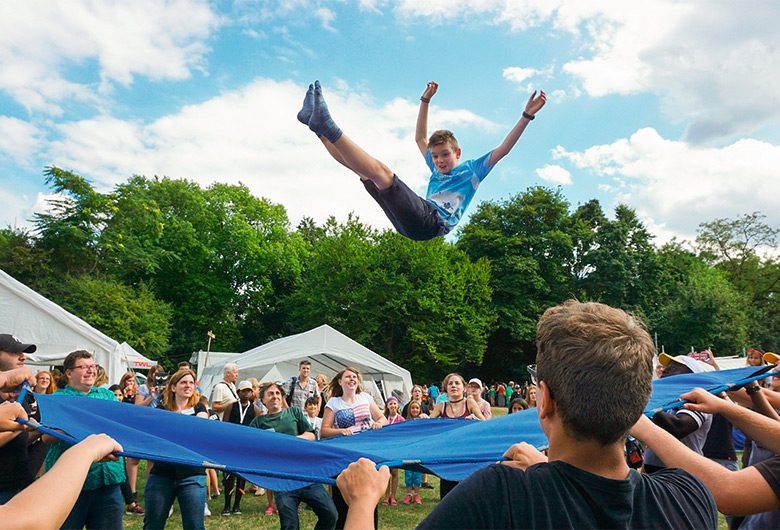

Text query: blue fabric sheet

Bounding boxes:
[33,365,776,491]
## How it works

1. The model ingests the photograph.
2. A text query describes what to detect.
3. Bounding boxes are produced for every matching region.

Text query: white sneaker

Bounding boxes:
[204,504,211,517]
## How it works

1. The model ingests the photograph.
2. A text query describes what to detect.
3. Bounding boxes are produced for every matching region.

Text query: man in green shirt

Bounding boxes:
[250,382,337,530]
[45,350,125,529]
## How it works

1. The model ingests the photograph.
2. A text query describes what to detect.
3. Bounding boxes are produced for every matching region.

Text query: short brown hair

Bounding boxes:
[260,382,286,401]
[536,300,653,445]
[428,129,459,151]
[63,350,93,371]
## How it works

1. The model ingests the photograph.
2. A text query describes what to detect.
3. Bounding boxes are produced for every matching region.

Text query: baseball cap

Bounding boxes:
[237,380,253,391]
[658,353,713,374]
[468,378,483,389]
[0,334,36,354]
[764,352,779,364]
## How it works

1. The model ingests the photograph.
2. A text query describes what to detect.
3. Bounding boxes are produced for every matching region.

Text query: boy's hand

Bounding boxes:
[524,90,547,117]
[336,458,390,506]
[681,387,730,415]
[501,442,548,470]
[421,81,438,101]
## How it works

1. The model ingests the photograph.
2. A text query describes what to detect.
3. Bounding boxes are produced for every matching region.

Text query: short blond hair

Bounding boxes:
[428,129,459,151]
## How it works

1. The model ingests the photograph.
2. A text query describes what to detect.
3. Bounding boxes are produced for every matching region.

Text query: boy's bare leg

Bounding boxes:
[319,137,372,182]
[304,81,394,190]
[328,135,394,189]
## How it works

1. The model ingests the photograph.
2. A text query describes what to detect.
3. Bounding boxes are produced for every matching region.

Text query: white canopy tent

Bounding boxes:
[199,325,414,407]
[0,269,156,384]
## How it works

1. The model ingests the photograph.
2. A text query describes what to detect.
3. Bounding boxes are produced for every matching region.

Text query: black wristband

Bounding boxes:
[522,111,535,120]
[746,385,762,395]
[420,97,431,103]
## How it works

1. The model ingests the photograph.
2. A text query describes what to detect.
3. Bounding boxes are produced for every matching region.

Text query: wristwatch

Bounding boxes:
[746,385,761,396]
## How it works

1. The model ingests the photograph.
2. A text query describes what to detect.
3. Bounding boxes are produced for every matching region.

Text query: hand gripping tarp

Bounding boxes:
[32,365,775,491]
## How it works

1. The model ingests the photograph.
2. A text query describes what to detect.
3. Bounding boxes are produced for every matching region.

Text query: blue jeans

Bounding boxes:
[276,484,337,530]
[61,484,123,530]
[143,473,206,530]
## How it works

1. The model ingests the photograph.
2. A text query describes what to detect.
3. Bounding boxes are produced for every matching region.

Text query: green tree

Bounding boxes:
[456,187,575,380]
[574,203,664,316]
[0,227,55,293]
[696,212,780,350]
[33,169,307,361]
[654,263,749,355]
[49,276,173,360]
[285,217,495,382]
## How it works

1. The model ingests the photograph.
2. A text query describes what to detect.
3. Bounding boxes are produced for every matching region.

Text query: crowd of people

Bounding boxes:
[1,308,780,529]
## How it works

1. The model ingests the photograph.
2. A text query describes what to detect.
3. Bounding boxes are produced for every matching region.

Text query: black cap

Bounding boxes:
[0,334,37,354]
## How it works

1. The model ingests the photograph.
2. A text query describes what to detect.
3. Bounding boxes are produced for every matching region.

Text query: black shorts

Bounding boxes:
[362,175,449,241]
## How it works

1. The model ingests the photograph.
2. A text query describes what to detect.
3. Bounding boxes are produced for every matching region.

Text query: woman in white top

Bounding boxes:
[321,367,387,528]
[321,367,387,437]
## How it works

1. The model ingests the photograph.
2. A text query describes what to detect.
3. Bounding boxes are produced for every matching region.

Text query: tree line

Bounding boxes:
[1,167,777,382]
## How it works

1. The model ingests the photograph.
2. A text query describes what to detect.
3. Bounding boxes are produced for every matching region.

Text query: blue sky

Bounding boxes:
[1,0,779,246]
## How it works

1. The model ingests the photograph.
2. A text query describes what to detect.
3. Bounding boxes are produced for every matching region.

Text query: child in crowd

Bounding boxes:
[304,396,322,440]
[508,397,529,413]
[221,381,257,516]
[402,400,424,504]
[298,80,546,240]
[199,394,221,502]
[382,396,405,506]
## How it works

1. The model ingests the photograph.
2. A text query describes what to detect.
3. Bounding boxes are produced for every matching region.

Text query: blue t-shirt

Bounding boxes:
[425,149,494,230]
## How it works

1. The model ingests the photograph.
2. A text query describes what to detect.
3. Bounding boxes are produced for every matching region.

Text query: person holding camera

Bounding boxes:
[136,365,167,408]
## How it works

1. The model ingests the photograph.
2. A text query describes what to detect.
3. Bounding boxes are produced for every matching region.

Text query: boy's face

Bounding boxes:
[430,142,461,174]
[305,403,318,417]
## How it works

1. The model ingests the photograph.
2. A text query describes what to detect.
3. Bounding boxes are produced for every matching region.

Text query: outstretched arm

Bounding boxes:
[415,81,438,157]
[682,387,780,452]
[487,90,547,167]
[1,434,122,529]
[632,415,779,516]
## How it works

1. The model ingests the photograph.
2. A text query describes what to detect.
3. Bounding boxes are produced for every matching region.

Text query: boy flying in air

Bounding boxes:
[298,80,546,240]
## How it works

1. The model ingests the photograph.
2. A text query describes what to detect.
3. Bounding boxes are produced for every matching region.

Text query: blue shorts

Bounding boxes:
[362,175,449,241]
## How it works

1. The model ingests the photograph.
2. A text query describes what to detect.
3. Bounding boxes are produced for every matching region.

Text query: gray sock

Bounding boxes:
[297,83,314,125]
[308,80,343,143]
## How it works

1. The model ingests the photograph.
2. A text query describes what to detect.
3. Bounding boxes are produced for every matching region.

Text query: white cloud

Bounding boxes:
[502,67,539,85]
[315,7,337,32]
[42,78,497,231]
[0,0,220,114]
[554,127,780,242]
[390,1,780,143]
[0,116,43,165]
[535,164,572,186]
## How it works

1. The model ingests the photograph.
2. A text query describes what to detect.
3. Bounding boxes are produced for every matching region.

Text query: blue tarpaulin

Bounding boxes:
[32,365,774,491]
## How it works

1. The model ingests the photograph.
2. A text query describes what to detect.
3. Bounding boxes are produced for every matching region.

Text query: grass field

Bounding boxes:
[120,407,729,529]
[123,461,440,530]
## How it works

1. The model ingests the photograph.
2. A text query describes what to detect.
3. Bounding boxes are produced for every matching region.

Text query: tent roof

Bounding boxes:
[200,325,413,399]
[0,268,155,382]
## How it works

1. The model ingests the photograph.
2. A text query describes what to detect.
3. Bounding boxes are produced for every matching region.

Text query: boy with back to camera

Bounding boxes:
[298,80,546,241]
[335,301,717,529]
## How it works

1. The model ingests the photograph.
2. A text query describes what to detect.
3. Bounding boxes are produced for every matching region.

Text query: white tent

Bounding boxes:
[190,350,240,381]
[199,324,414,407]
[0,268,156,384]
